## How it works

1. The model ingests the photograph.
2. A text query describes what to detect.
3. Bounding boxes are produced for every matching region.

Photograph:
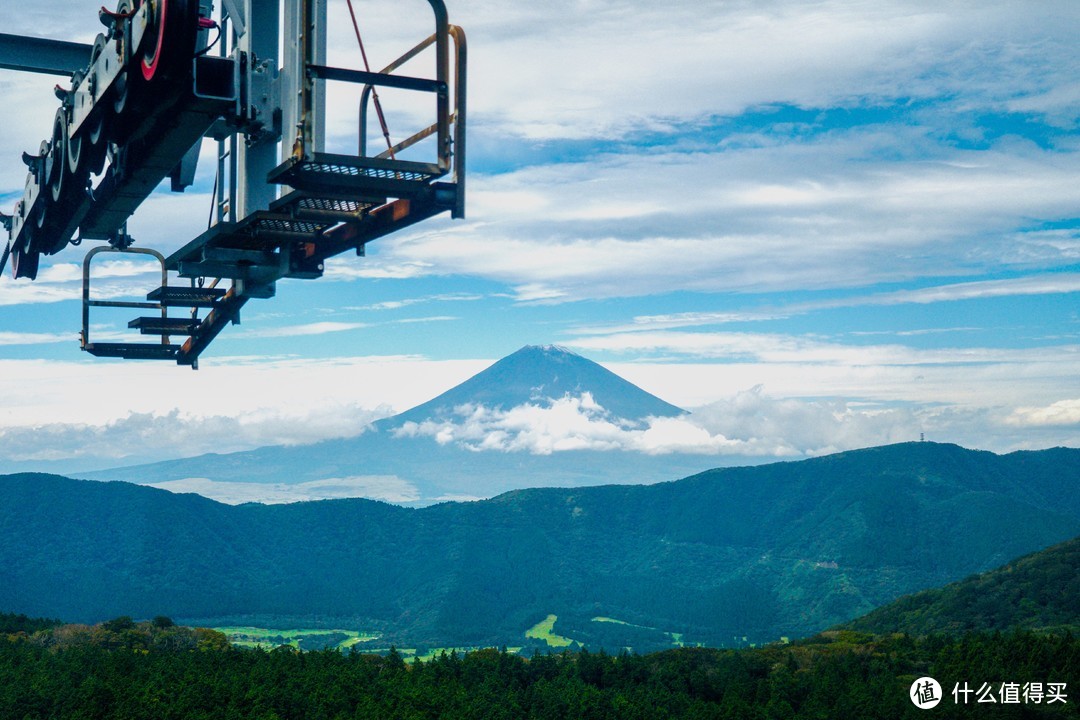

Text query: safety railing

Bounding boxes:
[357,23,466,217]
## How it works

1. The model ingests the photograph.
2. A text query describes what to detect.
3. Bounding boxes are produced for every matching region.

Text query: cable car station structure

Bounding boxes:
[0,0,466,367]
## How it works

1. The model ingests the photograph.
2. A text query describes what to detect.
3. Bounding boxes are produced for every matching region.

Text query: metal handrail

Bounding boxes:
[81,245,168,350]
[449,24,466,218]
[355,18,464,182]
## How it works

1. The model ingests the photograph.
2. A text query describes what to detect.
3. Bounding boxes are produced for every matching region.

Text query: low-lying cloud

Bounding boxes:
[393,388,1080,459]
[145,475,423,505]
[393,389,923,458]
[0,405,389,469]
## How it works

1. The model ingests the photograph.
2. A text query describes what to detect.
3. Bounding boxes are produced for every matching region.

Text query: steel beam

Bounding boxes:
[0,33,91,76]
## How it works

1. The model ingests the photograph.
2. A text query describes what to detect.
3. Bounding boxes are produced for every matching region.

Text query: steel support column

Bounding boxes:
[235,0,281,219]
[283,0,326,159]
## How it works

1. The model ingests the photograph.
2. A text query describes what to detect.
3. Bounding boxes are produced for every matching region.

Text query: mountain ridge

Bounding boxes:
[7,442,1080,650]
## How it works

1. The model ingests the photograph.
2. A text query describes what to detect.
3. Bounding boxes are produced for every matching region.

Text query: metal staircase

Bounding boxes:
[102,1,463,367]
[3,0,466,368]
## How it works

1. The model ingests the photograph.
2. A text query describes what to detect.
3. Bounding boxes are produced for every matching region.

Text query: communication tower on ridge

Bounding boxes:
[0,0,466,367]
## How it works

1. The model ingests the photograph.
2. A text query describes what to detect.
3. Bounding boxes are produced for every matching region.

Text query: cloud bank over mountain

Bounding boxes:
[76,346,948,505]
[393,387,921,459]
[2,343,1075,482]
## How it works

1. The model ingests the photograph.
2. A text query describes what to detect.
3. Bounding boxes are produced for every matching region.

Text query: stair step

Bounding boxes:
[270,190,385,223]
[268,152,443,198]
[166,213,336,275]
[128,316,201,335]
[83,342,181,360]
[147,285,227,308]
[240,212,335,240]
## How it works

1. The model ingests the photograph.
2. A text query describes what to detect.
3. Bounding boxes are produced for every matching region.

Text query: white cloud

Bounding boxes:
[602,344,1080,413]
[360,140,1080,301]
[568,330,1080,368]
[232,315,457,339]
[444,0,1078,140]
[392,389,923,458]
[0,74,68,191]
[0,354,487,433]
[391,384,1080,459]
[565,274,1080,336]
[323,258,436,280]
[850,327,980,338]
[0,330,73,346]
[844,274,1080,306]
[5,0,1076,181]
[239,321,371,338]
[0,406,389,465]
[684,388,922,457]
[0,278,82,307]
[0,346,1073,473]
[571,311,791,335]
[145,475,422,505]
[344,292,484,311]
[395,393,631,454]
[1007,399,1080,428]
[390,315,458,325]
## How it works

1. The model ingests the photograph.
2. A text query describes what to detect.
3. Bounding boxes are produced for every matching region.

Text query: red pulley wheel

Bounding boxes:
[141,0,169,81]
[140,0,196,82]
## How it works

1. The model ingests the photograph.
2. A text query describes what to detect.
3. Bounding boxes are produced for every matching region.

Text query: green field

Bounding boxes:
[525,614,575,648]
[215,626,520,661]
[592,615,703,648]
[218,614,703,656]
[217,614,710,656]
[214,626,380,651]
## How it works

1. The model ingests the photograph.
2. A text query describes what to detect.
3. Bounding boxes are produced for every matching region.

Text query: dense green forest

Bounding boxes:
[0,611,61,635]
[846,535,1080,636]
[1,618,1076,719]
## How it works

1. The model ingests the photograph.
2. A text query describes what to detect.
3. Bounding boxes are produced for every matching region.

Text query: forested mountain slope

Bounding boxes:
[844,534,1080,635]
[3,442,1078,648]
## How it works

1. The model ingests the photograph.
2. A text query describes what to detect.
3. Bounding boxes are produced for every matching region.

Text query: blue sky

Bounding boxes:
[0,0,1077,472]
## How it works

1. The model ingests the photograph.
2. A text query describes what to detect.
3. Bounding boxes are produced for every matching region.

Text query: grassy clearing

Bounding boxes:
[215,627,520,661]
[525,614,574,648]
[215,626,380,651]
[591,616,703,649]
[592,616,655,630]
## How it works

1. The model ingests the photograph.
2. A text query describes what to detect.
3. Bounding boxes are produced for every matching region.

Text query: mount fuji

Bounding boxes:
[83,346,723,504]
[391,344,684,426]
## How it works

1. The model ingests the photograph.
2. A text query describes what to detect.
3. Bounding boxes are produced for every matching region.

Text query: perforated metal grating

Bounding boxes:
[298,161,432,182]
[251,217,330,235]
[298,197,380,214]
